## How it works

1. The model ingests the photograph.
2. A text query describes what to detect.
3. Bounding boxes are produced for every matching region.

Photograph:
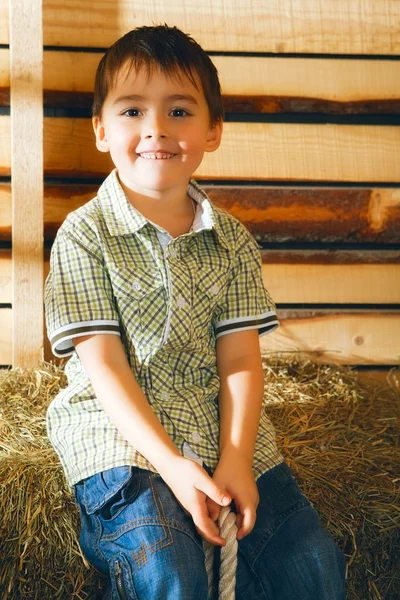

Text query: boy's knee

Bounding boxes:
[282,507,346,597]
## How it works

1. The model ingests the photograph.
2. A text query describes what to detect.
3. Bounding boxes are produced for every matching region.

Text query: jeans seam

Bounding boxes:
[237,546,271,600]
[145,470,174,554]
[100,473,202,550]
[249,498,310,563]
[93,513,110,566]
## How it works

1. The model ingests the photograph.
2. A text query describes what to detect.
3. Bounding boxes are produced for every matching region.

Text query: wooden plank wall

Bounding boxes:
[1,0,399,366]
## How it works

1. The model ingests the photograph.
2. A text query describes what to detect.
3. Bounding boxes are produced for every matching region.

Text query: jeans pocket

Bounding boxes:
[82,466,141,520]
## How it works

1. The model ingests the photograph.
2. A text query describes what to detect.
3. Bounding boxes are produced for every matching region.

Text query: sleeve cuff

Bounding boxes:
[215,311,279,339]
[49,319,121,357]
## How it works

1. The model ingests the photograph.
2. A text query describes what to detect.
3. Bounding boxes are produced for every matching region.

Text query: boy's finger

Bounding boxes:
[192,507,226,546]
[237,507,256,540]
[196,475,231,508]
[206,497,221,521]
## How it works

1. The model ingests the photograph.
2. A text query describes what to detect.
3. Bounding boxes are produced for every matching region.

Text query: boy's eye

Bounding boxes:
[122,108,141,117]
[170,108,190,117]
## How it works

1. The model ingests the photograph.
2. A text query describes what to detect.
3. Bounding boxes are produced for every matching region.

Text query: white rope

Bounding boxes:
[204,507,238,600]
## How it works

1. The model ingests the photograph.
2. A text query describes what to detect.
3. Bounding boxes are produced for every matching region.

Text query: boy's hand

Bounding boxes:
[206,453,259,540]
[160,455,232,546]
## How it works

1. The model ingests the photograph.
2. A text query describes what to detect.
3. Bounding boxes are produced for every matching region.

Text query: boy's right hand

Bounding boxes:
[160,455,231,546]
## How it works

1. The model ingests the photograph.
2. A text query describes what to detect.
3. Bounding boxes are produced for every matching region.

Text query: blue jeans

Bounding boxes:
[74,462,346,599]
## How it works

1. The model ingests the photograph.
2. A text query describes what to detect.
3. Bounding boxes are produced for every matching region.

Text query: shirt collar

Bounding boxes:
[98,169,229,250]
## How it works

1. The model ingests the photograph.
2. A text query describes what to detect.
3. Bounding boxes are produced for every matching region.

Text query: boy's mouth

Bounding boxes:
[138,152,176,160]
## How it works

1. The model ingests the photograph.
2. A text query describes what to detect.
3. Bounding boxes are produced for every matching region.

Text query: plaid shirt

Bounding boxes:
[45,170,283,486]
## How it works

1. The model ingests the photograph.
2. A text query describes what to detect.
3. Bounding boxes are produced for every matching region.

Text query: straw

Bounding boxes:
[0,357,398,599]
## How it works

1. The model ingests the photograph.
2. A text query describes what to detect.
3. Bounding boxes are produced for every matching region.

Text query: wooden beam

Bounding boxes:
[9,0,43,367]
[261,312,400,365]
[3,50,400,113]
[261,261,400,304]
[0,184,399,244]
[0,0,393,54]
[1,118,399,182]
[0,309,398,366]
[0,48,400,109]
[2,50,398,113]
[1,249,399,308]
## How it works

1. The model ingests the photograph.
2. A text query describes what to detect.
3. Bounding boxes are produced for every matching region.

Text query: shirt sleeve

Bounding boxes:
[44,228,120,358]
[214,225,279,339]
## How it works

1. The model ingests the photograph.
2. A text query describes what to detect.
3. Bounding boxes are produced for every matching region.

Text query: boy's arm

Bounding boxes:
[208,329,265,538]
[217,329,265,463]
[73,333,231,546]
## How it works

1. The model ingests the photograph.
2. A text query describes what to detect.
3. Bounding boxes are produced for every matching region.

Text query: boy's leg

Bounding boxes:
[235,462,346,600]
[74,465,209,600]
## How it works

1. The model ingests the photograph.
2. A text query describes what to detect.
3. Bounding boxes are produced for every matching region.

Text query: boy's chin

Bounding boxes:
[119,171,190,192]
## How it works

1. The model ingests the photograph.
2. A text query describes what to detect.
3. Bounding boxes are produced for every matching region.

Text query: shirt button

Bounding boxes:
[160,391,170,402]
[210,283,219,295]
[132,280,142,292]
[169,247,177,259]
[176,295,188,309]
[191,431,202,443]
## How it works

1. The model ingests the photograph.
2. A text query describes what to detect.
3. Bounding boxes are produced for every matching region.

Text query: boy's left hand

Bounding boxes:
[205,452,259,540]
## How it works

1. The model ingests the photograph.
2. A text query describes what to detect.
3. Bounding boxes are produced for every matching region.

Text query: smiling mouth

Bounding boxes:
[138,152,176,160]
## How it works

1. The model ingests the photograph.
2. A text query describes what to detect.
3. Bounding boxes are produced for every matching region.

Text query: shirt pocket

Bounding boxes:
[110,267,166,343]
[192,267,226,338]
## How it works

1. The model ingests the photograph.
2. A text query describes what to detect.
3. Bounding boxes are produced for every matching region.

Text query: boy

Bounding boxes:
[45,25,345,599]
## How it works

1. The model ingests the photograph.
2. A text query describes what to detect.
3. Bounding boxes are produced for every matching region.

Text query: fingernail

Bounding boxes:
[222,496,231,504]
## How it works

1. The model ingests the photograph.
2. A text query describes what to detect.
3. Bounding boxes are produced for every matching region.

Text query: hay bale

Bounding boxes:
[0,358,399,599]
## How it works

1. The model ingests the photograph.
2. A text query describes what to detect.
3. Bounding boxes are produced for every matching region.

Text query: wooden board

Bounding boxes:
[261,260,400,304]
[0,309,400,365]
[9,0,43,368]
[3,49,400,113]
[1,0,399,54]
[0,250,399,305]
[0,250,11,302]
[260,312,400,365]
[1,117,399,182]
[0,310,397,365]
[0,184,399,244]
[0,308,12,364]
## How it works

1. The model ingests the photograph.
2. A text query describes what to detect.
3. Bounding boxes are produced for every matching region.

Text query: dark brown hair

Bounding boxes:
[92,24,224,125]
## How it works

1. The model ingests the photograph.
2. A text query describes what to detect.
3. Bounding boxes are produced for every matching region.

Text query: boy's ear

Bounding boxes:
[92,116,110,153]
[205,119,223,153]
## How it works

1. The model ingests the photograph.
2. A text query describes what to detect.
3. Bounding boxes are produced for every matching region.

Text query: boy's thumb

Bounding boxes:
[209,482,231,507]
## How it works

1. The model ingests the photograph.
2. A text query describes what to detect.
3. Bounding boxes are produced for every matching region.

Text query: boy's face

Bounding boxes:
[93,63,222,195]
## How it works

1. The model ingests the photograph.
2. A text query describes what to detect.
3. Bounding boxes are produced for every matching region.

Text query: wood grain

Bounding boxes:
[0,309,396,365]
[1,117,399,182]
[0,250,399,305]
[9,0,43,367]
[0,184,399,244]
[260,312,400,365]
[3,50,400,112]
[2,0,398,54]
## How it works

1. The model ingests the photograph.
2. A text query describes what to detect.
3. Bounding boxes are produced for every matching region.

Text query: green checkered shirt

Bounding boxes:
[45,169,283,486]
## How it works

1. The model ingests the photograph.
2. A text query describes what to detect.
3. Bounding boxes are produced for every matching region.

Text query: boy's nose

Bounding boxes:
[145,132,167,139]
[144,115,168,139]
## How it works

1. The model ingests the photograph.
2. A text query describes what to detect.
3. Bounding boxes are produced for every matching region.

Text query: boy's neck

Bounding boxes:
[117,173,196,238]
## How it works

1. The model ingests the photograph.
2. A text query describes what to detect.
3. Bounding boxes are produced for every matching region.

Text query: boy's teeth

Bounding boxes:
[140,152,174,159]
